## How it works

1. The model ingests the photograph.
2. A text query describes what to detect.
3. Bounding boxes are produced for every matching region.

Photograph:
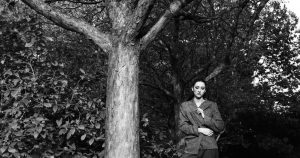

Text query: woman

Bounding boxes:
[179,80,225,158]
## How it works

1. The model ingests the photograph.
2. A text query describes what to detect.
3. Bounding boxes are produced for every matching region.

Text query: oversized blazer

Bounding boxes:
[179,100,225,154]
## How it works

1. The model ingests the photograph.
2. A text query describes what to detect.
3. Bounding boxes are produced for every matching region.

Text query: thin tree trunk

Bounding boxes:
[105,43,139,158]
[172,17,184,140]
[173,81,183,139]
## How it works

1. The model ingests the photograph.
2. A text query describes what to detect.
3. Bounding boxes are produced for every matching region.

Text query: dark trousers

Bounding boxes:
[181,149,219,158]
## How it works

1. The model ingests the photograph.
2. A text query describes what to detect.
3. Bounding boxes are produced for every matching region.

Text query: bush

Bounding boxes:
[0,11,106,157]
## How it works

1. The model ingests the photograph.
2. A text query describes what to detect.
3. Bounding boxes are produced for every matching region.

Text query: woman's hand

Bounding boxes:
[196,107,205,118]
[198,127,214,136]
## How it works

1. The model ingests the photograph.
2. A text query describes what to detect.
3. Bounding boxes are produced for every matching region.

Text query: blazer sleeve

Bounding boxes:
[179,104,199,136]
[203,103,225,133]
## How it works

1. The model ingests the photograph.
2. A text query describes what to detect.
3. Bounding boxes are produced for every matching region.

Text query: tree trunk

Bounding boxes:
[172,17,184,140]
[173,78,183,138]
[105,42,139,158]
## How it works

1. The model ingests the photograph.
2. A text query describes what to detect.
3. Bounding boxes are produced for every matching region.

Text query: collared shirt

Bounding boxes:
[179,99,225,153]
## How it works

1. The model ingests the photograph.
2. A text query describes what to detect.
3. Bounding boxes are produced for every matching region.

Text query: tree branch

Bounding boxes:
[177,13,219,24]
[205,63,226,81]
[185,60,213,84]
[246,0,269,38]
[45,0,104,5]
[21,0,112,52]
[202,0,269,82]
[141,51,176,99]
[207,0,215,16]
[139,0,195,50]
[140,82,175,100]
[133,0,156,39]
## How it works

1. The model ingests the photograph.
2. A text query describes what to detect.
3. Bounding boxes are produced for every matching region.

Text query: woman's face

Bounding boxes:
[192,81,206,99]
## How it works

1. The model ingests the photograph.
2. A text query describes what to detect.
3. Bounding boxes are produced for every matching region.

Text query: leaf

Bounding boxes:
[25,68,30,73]
[86,113,90,119]
[45,36,54,41]
[25,42,33,48]
[37,126,43,133]
[33,131,39,139]
[66,103,70,108]
[31,77,37,82]
[96,134,105,141]
[12,79,19,85]
[25,37,35,47]
[53,105,58,113]
[11,87,21,98]
[61,80,68,87]
[15,131,23,137]
[95,123,100,129]
[44,103,52,108]
[8,147,17,153]
[69,143,76,150]
[10,121,19,130]
[56,118,62,127]
[52,61,58,66]
[36,117,44,122]
[88,101,92,107]
[41,133,46,138]
[20,99,30,105]
[0,146,8,153]
[79,68,85,74]
[78,125,85,130]
[59,129,67,135]
[66,128,76,139]
[81,134,86,141]
[4,69,12,76]
[4,91,10,97]
[88,137,94,145]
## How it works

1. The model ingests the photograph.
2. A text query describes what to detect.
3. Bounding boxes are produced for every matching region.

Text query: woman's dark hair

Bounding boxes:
[191,79,207,88]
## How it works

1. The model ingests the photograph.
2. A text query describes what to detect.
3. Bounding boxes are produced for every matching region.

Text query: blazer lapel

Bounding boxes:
[200,100,210,110]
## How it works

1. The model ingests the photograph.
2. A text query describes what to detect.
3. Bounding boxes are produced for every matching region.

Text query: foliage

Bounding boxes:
[0,5,106,157]
[252,2,300,112]
[140,113,180,158]
[211,2,300,158]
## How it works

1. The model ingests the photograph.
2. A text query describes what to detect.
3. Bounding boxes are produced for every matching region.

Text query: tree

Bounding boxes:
[18,0,197,157]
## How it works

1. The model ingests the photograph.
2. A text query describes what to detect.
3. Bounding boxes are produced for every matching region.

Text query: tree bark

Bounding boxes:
[172,78,183,138]
[170,17,184,140]
[105,42,139,158]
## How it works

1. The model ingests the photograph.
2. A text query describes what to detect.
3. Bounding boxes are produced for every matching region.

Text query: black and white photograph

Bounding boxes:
[1,0,299,157]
